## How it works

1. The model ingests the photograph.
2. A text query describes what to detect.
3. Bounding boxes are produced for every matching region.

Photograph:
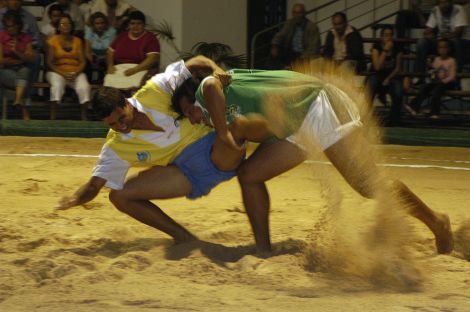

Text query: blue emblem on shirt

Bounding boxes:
[137,151,151,162]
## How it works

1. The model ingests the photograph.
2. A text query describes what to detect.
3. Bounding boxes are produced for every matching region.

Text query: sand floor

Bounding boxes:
[0,136,469,311]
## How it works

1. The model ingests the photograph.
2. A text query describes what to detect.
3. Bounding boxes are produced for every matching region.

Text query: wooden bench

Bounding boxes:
[404,88,470,115]
[1,83,102,121]
[357,70,470,117]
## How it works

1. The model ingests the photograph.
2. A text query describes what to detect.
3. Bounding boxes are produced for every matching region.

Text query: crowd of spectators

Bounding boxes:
[267,0,469,125]
[0,0,160,120]
[0,0,469,124]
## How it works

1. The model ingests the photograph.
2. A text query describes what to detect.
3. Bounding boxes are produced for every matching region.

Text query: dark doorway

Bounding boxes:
[247,0,287,68]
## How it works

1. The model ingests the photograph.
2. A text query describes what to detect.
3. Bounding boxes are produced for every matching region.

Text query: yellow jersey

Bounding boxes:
[92,61,211,189]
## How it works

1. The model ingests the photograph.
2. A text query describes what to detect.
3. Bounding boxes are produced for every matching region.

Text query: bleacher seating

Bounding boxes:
[362,22,470,123]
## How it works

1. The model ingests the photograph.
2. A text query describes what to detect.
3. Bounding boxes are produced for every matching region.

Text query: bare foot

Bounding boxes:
[174,233,198,245]
[165,238,201,260]
[434,213,453,254]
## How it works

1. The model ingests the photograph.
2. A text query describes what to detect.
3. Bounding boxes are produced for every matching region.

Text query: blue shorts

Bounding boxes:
[172,132,237,199]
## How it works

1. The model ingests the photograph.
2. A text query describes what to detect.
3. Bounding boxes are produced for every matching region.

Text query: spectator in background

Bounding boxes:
[395,0,435,38]
[268,3,321,69]
[40,4,63,39]
[407,38,457,119]
[46,14,90,120]
[366,26,403,127]
[104,10,159,90]
[42,0,85,35]
[1,0,43,101]
[90,0,135,32]
[84,11,116,83]
[72,0,92,25]
[0,0,41,50]
[0,10,34,120]
[415,0,469,79]
[323,12,366,73]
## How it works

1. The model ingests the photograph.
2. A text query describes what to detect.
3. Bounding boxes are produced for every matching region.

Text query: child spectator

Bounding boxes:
[366,26,403,126]
[0,10,35,120]
[84,11,116,83]
[406,38,457,119]
[40,4,63,39]
[46,14,90,120]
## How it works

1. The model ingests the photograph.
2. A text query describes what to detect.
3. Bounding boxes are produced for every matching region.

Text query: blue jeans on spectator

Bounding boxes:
[367,74,403,125]
[0,65,31,100]
[27,51,43,97]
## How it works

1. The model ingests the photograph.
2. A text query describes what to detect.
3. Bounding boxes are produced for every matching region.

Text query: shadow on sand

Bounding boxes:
[164,238,306,263]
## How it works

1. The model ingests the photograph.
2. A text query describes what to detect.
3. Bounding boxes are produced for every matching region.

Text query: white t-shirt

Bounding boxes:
[40,23,56,37]
[426,4,470,40]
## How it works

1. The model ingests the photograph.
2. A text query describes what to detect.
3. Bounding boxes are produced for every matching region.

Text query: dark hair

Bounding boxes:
[437,37,453,55]
[332,12,347,23]
[56,13,75,34]
[92,87,127,119]
[171,78,200,119]
[2,10,23,30]
[380,25,394,36]
[48,4,63,17]
[437,37,450,46]
[89,11,108,27]
[128,10,146,24]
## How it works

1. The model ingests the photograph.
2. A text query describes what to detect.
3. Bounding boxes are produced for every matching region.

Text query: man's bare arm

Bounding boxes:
[185,55,226,79]
[56,176,107,210]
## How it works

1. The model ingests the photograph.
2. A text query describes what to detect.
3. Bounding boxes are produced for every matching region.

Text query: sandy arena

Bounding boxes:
[0,136,469,311]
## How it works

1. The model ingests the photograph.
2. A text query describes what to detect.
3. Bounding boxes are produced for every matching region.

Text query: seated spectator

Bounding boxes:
[395,0,435,38]
[104,10,159,90]
[366,26,404,126]
[42,0,85,36]
[0,0,42,98]
[415,0,469,78]
[406,38,457,119]
[46,14,90,120]
[84,11,115,83]
[40,4,63,40]
[267,3,321,69]
[73,0,92,25]
[0,0,41,49]
[322,12,366,73]
[90,0,135,32]
[0,10,34,120]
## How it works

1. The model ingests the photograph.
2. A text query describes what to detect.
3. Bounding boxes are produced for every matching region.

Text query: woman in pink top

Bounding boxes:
[406,38,457,119]
[46,14,90,120]
[0,10,35,120]
[106,10,159,79]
